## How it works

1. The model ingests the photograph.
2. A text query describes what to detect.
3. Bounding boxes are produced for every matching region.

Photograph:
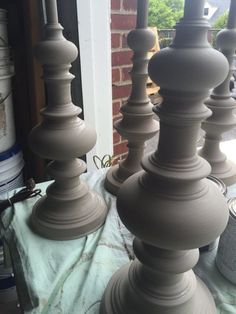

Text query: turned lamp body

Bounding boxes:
[100,0,229,313]
[29,0,107,240]
[105,0,159,195]
[199,0,236,185]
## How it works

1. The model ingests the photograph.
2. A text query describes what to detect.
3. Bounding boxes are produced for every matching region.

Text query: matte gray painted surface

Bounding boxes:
[28,0,107,240]
[105,0,159,196]
[100,0,229,313]
[199,0,236,185]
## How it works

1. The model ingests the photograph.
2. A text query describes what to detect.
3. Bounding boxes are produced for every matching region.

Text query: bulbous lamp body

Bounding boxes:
[100,0,229,313]
[105,0,159,195]
[29,0,107,240]
[199,0,236,185]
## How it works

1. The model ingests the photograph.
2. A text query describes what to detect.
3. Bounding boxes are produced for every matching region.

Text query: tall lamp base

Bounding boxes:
[105,165,123,196]
[211,159,236,186]
[100,264,216,314]
[31,190,107,240]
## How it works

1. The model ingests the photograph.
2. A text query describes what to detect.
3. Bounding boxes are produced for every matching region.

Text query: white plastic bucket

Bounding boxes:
[0,8,15,153]
[0,70,15,153]
[0,9,8,46]
[0,144,24,196]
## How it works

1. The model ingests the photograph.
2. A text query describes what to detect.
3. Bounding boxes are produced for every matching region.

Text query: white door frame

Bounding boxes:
[76,0,113,171]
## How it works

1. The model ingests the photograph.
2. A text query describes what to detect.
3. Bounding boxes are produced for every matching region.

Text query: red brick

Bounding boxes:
[111,0,121,10]
[111,14,136,30]
[112,84,132,99]
[112,68,120,83]
[111,33,120,49]
[114,141,128,156]
[112,100,121,116]
[122,66,132,81]
[122,33,129,48]
[113,131,121,144]
[112,50,133,66]
[123,0,137,11]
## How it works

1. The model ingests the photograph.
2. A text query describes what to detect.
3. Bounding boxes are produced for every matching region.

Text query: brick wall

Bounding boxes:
[111,0,137,163]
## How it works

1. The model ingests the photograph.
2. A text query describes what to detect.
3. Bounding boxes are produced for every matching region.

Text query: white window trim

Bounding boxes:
[76,0,113,171]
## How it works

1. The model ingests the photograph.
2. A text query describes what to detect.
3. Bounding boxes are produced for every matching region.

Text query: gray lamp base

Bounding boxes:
[31,191,107,240]
[211,159,236,186]
[105,165,123,196]
[100,264,216,314]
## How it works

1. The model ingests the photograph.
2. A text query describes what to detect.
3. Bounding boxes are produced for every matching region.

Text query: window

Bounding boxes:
[204,7,209,16]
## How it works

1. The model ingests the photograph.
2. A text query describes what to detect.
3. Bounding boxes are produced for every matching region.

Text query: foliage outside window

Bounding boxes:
[213,11,229,29]
[148,0,184,29]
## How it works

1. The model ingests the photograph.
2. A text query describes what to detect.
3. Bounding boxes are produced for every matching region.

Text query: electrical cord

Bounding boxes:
[0,179,42,214]
[93,154,113,169]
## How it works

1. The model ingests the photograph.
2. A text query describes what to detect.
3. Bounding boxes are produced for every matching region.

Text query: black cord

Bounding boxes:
[93,154,113,169]
[0,179,42,214]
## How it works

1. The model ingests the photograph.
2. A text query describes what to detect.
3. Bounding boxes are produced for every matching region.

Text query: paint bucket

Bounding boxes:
[0,9,8,46]
[216,198,236,284]
[0,8,15,153]
[199,175,227,253]
[0,63,15,153]
[0,143,24,197]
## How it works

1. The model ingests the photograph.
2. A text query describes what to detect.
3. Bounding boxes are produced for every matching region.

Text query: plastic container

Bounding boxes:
[216,198,236,284]
[0,143,24,197]
[0,9,8,46]
[199,175,227,253]
[0,67,15,153]
[0,8,15,153]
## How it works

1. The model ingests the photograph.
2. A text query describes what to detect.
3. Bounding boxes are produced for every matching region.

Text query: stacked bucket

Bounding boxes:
[0,9,24,196]
[0,8,23,312]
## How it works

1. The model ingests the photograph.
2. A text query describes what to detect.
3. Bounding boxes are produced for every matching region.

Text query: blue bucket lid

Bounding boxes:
[0,143,21,162]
